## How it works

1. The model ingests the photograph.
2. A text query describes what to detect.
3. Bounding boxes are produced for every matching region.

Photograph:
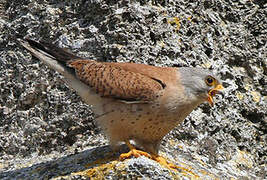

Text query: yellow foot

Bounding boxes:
[153,155,198,177]
[153,156,182,169]
[119,141,196,175]
[119,141,152,160]
[119,149,152,160]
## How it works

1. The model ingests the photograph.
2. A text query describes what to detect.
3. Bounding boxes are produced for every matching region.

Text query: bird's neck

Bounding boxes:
[166,96,204,125]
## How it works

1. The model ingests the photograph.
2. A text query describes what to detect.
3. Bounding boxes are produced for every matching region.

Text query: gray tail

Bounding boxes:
[19,38,103,108]
[22,38,80,62]
[18,38,81,78]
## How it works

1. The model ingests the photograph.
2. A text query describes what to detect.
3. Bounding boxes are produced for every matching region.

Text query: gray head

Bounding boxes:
[178,67,224,106]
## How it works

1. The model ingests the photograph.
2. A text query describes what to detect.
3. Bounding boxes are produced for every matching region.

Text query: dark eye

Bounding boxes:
[205,76,214,86]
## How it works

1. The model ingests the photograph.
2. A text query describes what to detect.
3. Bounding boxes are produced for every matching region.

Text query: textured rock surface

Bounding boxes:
[0,0,266,179]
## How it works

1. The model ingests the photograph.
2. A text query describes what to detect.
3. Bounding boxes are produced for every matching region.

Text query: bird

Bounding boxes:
[19,38,224,169]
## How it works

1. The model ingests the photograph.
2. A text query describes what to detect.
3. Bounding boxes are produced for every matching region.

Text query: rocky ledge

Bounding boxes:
[0,0,266,179]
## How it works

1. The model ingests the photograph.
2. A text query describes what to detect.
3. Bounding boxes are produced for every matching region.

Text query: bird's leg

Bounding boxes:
[119,142,194,173]
[119,140,152,160]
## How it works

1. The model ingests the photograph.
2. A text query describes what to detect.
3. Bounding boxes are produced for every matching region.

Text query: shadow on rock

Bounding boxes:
[0,145,129,179]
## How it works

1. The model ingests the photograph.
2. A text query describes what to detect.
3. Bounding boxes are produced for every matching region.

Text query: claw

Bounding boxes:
[119,141,152,160]
[119,141,198,177]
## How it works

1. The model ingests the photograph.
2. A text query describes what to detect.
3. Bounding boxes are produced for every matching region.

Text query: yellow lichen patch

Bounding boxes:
[84,152,118,169]
[244,83,251,91]
[251,91,261,103]
[236,91,244,100]
[74,151,120,179]
[201,62,212,69]
[199,169,220,180]
[177,144,183,149]
[73,160,118,179]
[158,40,165,48]
[231,150,254,169]
[179,166,199,179]
[116,44,124,52]
[0,163,7,169]
[180,165,198,178]
[187,16,193,22]
[167,17,181,31]
[194,156,207,167]
[161,158,199,179]
[168,139,176,146]
[86,161,117,178]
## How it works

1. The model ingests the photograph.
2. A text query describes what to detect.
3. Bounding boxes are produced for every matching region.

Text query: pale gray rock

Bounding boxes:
[0,0,266,179]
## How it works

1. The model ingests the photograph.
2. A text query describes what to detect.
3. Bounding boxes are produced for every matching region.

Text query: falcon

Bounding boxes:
[19,38,224,169]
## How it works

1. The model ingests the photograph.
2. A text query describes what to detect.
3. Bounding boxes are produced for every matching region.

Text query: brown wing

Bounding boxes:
[111,62,178,85]
[19,38,169,103]
[68,60,165,103]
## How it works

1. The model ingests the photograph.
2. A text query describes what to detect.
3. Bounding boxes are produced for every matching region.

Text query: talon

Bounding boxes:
[119,141,194,174]
[152,155,183,170]
[152,155,199,177]
[119,150,134,160]
[119,141,152,160]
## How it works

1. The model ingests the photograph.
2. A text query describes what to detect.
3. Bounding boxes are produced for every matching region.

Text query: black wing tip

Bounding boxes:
[20,38,48,53]
[18,37,81,62]
[18,37,45,50]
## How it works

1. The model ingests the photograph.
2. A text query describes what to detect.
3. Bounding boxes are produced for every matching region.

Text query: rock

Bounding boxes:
[0,0,265,179]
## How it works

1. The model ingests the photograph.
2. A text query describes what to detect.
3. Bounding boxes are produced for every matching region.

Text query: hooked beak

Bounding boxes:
[207,84,224,106]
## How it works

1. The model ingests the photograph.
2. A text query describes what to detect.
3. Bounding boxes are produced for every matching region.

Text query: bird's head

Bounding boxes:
[179,67,224,106]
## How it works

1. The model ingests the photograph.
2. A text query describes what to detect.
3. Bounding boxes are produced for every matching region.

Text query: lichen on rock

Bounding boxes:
[0,0,266,179]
